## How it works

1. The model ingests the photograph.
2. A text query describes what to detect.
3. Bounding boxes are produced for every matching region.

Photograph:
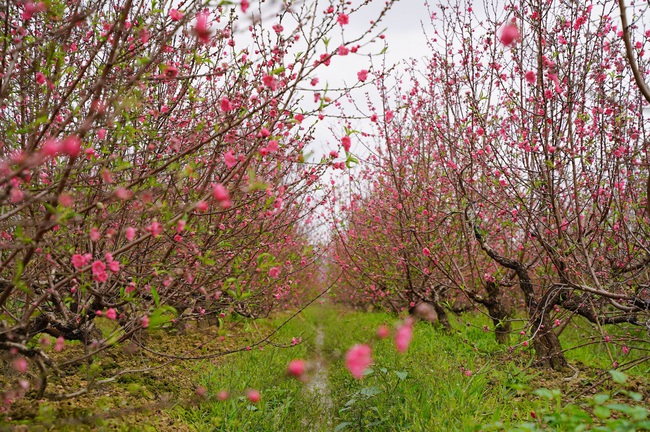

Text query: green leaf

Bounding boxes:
[594,405,611,419]
[628,391,643,402]
[360,386,381,397]
[147,306,177,329]
[345,153,359,169]
[150,286,160,308]
[609,369,627,384]
[593,394,610,404]
[334,422,351,432]
[533,388,560,400]
[395,371,408,381]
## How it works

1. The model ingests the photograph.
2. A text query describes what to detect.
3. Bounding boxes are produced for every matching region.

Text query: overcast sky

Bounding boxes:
[299,0,435,160]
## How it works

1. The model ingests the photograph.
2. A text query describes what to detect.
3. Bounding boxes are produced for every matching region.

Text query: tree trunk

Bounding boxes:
[531,314,567,370]
[489,303,512,344]
[472,220,568,369]
[485,281,512,344]
[432,301,451,331]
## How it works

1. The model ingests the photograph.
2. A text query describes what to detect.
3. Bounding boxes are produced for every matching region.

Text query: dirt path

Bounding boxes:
[304,324,333,431]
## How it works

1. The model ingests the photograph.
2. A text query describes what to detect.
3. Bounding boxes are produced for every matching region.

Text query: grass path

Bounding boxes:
[302,323,334,431]
[175,305,538,430]
[3,304,648,430]
[174,305,650,431]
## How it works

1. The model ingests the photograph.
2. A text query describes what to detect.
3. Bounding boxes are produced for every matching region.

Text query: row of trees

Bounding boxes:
[331,0,650,369]
[0,0,394,401]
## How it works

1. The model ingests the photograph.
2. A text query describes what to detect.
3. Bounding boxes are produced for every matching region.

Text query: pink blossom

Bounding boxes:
[22,1,46,21]
[217,390,229,400]
[92,260,107,281]
[114,187,132,200]
[422,247,431,257]
[220,98,234,112]
[141,315,150,328]
[54,336,65,352]
[148,221,163,237]
[268,266,281,278]
[176,220,186,233]
[169,9,183,21]
[212,183,232,208]
[376,325,389,339]
[71,253,90,269]
[241,0,249,13]
[61,136,81,158]
[345,344,372,379]
[337,13,349,26]
[273,24,284,33]
[341,136,351,152]
[196,200,209,212]
[224,150,237,168]
[212,184,228,201]
[246,389,261,403]
[13,357,27,374]
[357,69,369,82]
[262,75,279,90]
[338,45,350,56]
[395,321,414,353]
[548,73,562,94]
[108,261,120,273]
[194,11,213,44]
[97,128,107,140]
[499,23,520,46]
[164,65,178,79]
[40,138,61,157]
[125,227,136,241]
[267,140,279,153]
[525,70,536,84]
[622,345,629,355]
[287,359,306,377]
[35,72,46,85]
[59,193,74,207]
[105,308,117,320]
[90,227,101,241]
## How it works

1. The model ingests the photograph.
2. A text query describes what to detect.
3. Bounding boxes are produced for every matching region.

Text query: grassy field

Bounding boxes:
[2,303,649,431]
[174,305,650,431]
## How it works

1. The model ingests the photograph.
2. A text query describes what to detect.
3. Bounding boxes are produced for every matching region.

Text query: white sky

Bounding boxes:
[304,0,433,159]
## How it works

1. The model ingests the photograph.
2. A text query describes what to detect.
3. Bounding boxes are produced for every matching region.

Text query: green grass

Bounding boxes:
[4,304,646,431]
[174,305,650,431]
[175,309,325,431]
[321,308,537,431]
[176,307,539,431]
